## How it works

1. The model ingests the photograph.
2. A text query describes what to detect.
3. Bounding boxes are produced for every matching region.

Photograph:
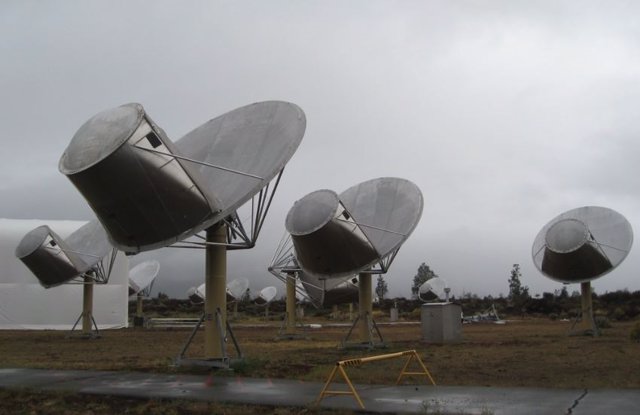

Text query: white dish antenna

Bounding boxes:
[226,277,250,301]
[532,206,633,283]
[128,260,160,298]
[285,177,423,279]
[15,220,115,288]
[187,283,206,304]
[298,271,358,308]
[532,206,633,336]
[419,277,449,302]
[255,286,277,305]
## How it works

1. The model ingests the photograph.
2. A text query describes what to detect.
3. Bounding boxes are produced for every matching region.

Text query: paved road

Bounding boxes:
[1,368,639,414]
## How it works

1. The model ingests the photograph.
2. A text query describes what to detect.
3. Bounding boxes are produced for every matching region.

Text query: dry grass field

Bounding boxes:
[1,317,639,413]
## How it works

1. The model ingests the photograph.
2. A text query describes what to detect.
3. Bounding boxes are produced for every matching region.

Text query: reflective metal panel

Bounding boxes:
[226,277,249,301]
[60,104,218,252]
[177,101,305,224]
[339,177,423,260]
[187,284,205,304]
[286,178,423,279]
[298,270,358,308]
[532,206,633,283]
[15,220,111,288]
[255,286,277,305]
[60,101,305,253]
[419,277,448,302]
[286,190,378,279]
[128,260,160,296]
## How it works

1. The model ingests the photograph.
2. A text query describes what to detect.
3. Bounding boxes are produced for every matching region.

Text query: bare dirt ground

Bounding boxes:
[1,318,639,413]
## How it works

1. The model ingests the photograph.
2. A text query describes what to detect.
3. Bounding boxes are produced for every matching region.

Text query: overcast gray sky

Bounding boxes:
[2,1,639,299]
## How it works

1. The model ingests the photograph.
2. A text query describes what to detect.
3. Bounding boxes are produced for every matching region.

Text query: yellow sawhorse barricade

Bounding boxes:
[316,349,436,409]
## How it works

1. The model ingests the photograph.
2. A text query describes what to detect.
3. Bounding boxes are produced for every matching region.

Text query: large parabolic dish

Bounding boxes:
[285,177,423,279]
[15,220,112,288]
[532,206,633,283]
[59,101,306,253]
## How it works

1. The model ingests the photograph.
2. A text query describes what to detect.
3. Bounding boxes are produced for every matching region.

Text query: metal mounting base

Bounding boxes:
[175,311,243,369]
[568,281,600,337]
[67,312,101,340]
[340,313,386,350]
[276,314,309,340]
[568,311,600,337]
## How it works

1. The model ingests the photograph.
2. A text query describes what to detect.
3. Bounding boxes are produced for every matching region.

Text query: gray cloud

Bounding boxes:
[2,1,640,299]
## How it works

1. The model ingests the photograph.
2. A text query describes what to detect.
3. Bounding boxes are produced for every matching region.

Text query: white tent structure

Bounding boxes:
[0,218,129,329]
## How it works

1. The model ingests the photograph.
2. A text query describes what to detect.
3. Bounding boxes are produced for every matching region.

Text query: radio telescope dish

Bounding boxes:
[255,286,277,305]
[299,271,359,308]
[15,220,113,288]
[226,277,249,302]
[285,177,423,279]
[187,283,206,304]
[532,206,633,336]
[128,260,160,297]
[59,101,306,253]
[188,279,249,303]
[419,277,449,302]
[532,206,633,283]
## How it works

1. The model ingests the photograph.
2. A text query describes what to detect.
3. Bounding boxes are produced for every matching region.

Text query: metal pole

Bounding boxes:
[136,295,143,318]
[205,224,227,359]
[82,275,94,335]
[578,281,598,335]
[358,273,373,342]
[286,273,296,334]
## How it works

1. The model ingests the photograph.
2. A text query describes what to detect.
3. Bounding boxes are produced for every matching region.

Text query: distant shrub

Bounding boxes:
[549,313,558,321]
[408,307,421,320]
[612,307,627,321]
[595,316,611,329]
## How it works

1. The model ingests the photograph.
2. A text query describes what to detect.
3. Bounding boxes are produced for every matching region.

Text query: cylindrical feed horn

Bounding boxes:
[59,103,221,253]
[285,190,379,279]
[541,219,613,282]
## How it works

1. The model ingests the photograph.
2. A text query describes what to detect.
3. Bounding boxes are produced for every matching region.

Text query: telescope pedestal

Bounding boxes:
[569,281,599,337]
[68,276,100,339]
[277,273,308,339]
[341,273,386,350]
[176,224,243,368]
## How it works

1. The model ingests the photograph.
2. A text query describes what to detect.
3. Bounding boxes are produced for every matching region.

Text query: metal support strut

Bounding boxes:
[68,275,100,339]
[176,308,243,368]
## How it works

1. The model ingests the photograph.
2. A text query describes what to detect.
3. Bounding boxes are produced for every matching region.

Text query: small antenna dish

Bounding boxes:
[226,277,250,302]
[286,177,423,279]
[298,270,359,308]
[15,220,114,288]
[188,279,250,303]
[187,284,205,304]
[532,206,633,335]
[255,286,277,305]
[419,277,449,302]
[14,219,119,338]
[128,260,160,298]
